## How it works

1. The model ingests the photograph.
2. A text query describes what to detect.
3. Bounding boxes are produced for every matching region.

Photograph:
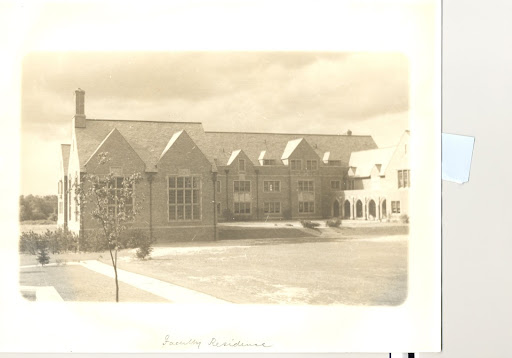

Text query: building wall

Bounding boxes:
[341,133,411,220]
[63,112,410,243]
[67,127,81,234]
[216,161,347,221]
[57,154,67,228]
[70,129,217,243]
[151,133,215,242]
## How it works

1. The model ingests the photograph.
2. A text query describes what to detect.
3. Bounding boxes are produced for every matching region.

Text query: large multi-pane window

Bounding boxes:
[108,177,134,218]
[168,176,201,221]
[298,180,315,213]
[290,159,302,170]
[346,179,355,190]
[263,180,280,192]
[305,159,317,170]
[331,180,341,190]
[328,160,342,166]
[234,180,251,214]
[263,159,276,165]
[264,202,281,214]
[391,201,401,214]
[397,170,411,188]
[298,180,314,192]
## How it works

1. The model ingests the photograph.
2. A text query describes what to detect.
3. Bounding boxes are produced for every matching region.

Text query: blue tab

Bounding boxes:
[442,133,475,184]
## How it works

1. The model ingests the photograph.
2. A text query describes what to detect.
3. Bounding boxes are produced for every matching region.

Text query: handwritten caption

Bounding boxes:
[162,335,272,349]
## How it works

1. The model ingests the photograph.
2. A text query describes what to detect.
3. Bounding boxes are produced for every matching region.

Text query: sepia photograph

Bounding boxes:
[1,0,440,353]
[19,51,410,305]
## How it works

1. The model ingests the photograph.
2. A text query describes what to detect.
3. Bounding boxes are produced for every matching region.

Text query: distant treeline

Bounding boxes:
[20,195,58,222]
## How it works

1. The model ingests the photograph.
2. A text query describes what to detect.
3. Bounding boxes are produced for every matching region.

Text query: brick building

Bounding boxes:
[57,89,410,242]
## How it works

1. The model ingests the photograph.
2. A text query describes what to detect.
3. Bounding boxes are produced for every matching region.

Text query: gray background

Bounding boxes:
[2,0,512,357]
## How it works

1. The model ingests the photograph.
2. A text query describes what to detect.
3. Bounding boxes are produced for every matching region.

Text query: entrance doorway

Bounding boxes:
[333,200,340,217]
[356,200,363,218]
[368,200,376,219]
[344,200,351,219]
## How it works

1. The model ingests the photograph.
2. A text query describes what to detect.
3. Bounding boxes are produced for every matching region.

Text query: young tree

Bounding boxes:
[36,238,50,266]
[75,152,143,302]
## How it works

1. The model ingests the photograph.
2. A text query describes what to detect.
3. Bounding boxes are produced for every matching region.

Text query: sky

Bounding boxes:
[20,51,409,195]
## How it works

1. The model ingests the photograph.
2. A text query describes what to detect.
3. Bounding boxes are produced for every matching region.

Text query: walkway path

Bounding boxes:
[80,260,229,304]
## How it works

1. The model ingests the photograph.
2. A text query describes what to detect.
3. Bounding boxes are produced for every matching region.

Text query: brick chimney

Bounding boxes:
[74,88,86,128]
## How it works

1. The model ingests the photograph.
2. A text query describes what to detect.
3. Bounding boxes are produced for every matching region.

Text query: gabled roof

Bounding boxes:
[348,146,396,177]
[160,130,184,160]
[75,119,210,171]
[204,131,377,166]
[227,149,242,166]
[60,144,71,174]
[281,138,303,160]
[83,128,116,166]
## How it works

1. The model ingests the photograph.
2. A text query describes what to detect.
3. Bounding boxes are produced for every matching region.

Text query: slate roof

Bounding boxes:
[60,144,71,174]
[204,131,377,166]
[281,138,303,160]
[160,130,184,160]
[226,149,242,166]
[75,119,378,171]
[75,119,209,171]
[348,146,396,177]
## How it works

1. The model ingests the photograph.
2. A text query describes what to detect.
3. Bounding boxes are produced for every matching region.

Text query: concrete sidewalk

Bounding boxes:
[80,260,229,304]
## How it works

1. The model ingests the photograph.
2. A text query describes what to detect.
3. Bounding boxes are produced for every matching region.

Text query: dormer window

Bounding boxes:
[239,159,246,172]
[263,159,276,166]
[290,159,302,170]
[306,160,317,170]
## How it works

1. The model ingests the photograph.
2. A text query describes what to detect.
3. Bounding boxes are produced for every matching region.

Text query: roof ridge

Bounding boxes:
[205,130,373,137]
[353,145,397,154]
[86,118,203,124]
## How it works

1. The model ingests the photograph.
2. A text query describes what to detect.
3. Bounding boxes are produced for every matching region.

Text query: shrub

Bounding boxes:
[123,229,152,249]
[123,229,154,260]
[20,228,78,254]
[136,241,153,260]
[36,240,50,266]
[19,231,40,254]
[79,229,109,252]
[326,218,342,227]
[300,220,320,229]
[400,214,410,224]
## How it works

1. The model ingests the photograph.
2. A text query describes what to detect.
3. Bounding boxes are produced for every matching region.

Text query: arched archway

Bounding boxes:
[356,200,363,218]
[344,200,351,219]
[382,199,387,217]
[333,199,340,217]
[368,199,376,219]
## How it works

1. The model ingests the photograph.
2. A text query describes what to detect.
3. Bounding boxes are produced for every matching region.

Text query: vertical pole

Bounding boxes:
[212,173,217,241]
[148,173,154,243]
[288,166,293,220]
[255,169,260,220]
[225,169,229,215]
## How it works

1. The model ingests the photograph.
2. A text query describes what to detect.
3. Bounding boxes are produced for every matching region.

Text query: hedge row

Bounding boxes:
[19,228,153,254]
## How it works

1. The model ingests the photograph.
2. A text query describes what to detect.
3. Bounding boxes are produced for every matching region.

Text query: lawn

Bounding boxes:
[19,264,169,302]
[18,223,409,305]
[108,235,408,306]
